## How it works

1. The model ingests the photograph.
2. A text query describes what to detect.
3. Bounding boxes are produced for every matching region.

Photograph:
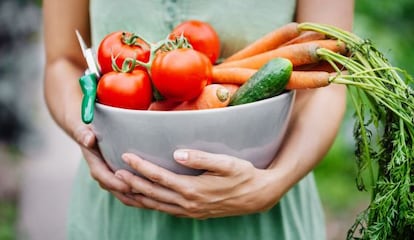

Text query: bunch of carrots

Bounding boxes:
[149,22,347,111]
[173,22,414,239]
[212,22,344,89]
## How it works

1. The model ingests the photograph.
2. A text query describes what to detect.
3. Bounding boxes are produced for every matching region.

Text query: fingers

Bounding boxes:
[111,191,145,208]
[114,169,192,217]
[114,169,193,217]
[174,149,250,175]
[128,194,188,217]
[115,169,186,206]
[113,190,188,217]
[71,122,147,208]
[74,124,130,193]
[117,151,265,218]
[119,154,205,206]
[81,148,131,193]
[121,153,189,192]
[73,124,96,148]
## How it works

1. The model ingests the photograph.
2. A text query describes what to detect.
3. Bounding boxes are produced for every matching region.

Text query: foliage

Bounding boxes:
[302,17,414,238]
[316,1,414,236]
[0,201,18,240]
[314,109,368,212]
[354,0,414,76]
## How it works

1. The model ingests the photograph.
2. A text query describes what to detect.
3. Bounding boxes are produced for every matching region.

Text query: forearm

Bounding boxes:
[263,0,353,196]
[43,0,90,139]
[268,86,346,193]
[44,59,84,138]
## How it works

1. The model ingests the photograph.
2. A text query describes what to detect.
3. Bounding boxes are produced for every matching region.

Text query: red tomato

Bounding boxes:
[96,70,152,110]
[170,20,221,64]
[97,31,150,74]
[151,48,212,101]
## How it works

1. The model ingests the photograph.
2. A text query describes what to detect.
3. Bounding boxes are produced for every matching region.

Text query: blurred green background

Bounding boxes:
[1,0,414,239]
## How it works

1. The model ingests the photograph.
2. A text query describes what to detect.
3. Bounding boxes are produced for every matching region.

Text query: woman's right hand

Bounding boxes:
[73,124,141,206]
[42,0,145,208]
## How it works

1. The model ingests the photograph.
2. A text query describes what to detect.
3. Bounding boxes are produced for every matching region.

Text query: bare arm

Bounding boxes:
[43,0,131,198]
[267,0,354,195]
[296,0,354,31]
[43,0,89,137]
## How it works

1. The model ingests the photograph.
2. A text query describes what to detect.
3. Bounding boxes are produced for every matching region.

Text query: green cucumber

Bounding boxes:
[229,58,292,106]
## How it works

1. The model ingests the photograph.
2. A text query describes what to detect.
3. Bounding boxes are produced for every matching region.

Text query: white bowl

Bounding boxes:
[93,91,295,175]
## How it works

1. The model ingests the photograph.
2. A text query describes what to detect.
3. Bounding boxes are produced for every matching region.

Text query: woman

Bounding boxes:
[43,0,354,239]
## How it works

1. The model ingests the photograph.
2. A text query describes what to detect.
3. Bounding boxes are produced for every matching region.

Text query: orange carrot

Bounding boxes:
[280,31,326,46]
[148,100,181,111]
[217,40,347,69]
[294,61,334,72]
[173,84,239,110]
[285,71,334,90]
[212,67,256,85]
[211,67,338,90]
[223,22,300,62]
[294,60,345,73]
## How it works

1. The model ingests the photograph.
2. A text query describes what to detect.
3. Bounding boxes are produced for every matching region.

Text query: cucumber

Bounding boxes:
[229,58,292,106]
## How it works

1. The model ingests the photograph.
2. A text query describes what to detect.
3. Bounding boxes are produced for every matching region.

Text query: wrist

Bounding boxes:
[255,167,295,209]
[266,161,298,197]
[44,57,85,139]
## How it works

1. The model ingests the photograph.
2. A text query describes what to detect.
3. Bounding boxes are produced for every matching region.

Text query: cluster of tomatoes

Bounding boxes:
[96,20,221,110]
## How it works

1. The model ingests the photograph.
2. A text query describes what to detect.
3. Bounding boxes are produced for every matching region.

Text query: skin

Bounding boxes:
[43,0,354,219]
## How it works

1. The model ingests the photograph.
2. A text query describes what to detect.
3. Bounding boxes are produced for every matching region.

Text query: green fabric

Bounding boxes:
[68,1,327,239]
[89,0,297,58]
[68,161,325,240]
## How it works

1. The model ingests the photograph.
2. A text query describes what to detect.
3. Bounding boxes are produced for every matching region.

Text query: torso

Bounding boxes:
[90,0,296,58]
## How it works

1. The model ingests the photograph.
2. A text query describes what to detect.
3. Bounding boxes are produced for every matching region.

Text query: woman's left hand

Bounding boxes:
[114,150,284,219]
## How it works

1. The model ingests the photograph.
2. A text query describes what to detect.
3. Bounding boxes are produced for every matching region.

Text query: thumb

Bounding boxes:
[173,149,237,175]
[73,124,96,148]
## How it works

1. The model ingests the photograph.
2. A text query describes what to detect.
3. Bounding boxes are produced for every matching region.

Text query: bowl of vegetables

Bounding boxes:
[93,90,295,175]
[83,20,296,175]
[86,19,414,238]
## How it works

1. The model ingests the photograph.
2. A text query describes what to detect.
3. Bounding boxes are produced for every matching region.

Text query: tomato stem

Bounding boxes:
[121,32,151,47]
[133,35,192,72]
[110,52,136,73]
[162,34,193,51]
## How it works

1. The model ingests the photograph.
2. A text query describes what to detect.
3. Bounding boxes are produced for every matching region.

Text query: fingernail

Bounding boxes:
[83,132,94,147]
[115,171,123,180]
[122,154,131,164]
[174,150,188,161]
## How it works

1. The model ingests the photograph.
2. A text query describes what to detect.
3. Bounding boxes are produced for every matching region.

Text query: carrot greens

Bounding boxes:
[298,22,414,240]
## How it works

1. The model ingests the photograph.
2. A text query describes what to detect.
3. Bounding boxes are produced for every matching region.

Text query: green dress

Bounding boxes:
[67,1,326,239]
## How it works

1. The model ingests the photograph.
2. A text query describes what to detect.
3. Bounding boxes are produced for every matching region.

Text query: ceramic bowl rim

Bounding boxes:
[95,90,295,116]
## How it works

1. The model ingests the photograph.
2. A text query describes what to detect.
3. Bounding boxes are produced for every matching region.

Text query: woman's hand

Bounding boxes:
[43,0,136,205]
[73,124,144,206]
[114,150,285,219]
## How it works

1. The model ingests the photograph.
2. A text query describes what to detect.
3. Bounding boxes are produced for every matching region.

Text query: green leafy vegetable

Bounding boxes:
[299,22,414,240]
